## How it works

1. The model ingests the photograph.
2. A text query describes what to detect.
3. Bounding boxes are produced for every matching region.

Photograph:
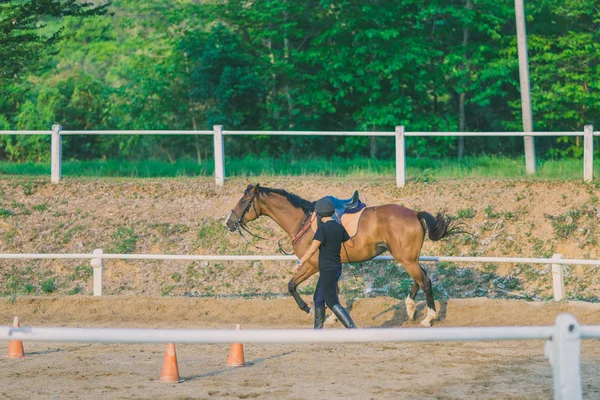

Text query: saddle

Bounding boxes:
[326,190,364,222]
[311,190,367,238]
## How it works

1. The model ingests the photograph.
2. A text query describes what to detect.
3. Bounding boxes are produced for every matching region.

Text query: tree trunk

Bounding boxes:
[283,7,293,127]
[370,136,377,159]
[184,52,201,164]
[458,0,474,160]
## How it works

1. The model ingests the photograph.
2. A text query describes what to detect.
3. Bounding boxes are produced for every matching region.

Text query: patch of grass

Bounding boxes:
[484,205,500,219]
[548,212,579,239]
[108,226,138,253]
[161,284,176,296]
[151,223,190,237]
[68,265,93,282]
[481,263,498,281]
[196,219,228,254]
[171,272,182,282]
[457,207,476,219]
[21,180,35,196]
[67,285,83,295]
[0,208,15,218]
[0,155,595,180]
[32,202,49,212]
[41,278,56,293]
[411,168,437,183]
[61,225,86,245]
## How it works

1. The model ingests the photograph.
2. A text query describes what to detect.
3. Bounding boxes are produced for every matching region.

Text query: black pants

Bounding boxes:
[314,268,341,310]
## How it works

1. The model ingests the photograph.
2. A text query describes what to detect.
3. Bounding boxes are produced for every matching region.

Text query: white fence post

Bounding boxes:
[213,125,225,186]
[396,126,406,187]
[51,124,62,183]
[551,253,565,301]
[583,125,593,182]
[91,249,103,296]
[545,314,582,400]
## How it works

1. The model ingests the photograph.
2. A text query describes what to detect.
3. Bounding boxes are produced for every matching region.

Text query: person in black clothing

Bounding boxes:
[297,197,356,329]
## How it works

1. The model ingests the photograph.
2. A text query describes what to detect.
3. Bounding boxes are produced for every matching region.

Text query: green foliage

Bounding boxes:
[196,219,228,254]
[41,278,56,294]
[0,0,598,163]
[68,265,93,282]
[108,226,138,253]
[457,208,477,219]
[0,0,109,85]
[67,285,83,295]
[485,205,500,219]
[0,208,15,218]
[160,284,176,296]
[1,155,596,180]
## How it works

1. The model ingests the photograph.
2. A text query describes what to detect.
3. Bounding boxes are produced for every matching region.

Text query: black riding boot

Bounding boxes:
[314,307,326,329]
[332,304,356,329]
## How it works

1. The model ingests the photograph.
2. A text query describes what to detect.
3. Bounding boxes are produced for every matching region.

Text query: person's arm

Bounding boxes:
[342,226,354,248]
[294,239,321,272]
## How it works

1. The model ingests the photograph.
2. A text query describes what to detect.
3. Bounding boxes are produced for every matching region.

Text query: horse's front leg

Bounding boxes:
[288,264,318,314]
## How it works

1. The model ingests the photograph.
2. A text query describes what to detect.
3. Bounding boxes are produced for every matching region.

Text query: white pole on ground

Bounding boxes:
[51,124,62,183]
[551,253,565,302]
[546,314,582,400]
[396,126,406,187]
[583,125,593,182]
[213,125,225,186]
[91,248,104,296]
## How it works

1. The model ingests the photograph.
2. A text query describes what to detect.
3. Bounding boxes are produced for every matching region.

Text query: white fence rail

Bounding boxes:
[0,314,598,399]
[1,125,597,186]
[1,251,599,300]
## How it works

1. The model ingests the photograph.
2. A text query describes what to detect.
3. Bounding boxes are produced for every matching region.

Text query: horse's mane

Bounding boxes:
[259,187,315,214]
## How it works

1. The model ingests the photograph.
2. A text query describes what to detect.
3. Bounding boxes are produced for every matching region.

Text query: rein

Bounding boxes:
[230,191,316,255]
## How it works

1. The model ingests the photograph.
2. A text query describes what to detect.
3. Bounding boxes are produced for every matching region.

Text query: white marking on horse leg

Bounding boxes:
[324,313,338,326]
[405,295,416,321]
[420,307,438,327]
[225,212,232,226]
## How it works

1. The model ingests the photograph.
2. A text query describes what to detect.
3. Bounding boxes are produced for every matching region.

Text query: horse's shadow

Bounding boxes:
[184,351,294,381]
[374,299,448,328]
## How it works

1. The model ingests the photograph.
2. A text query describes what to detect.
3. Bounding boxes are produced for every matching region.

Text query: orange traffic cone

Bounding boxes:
[6,316,25,359]
[227,324,245,367]
[158,343,183,383]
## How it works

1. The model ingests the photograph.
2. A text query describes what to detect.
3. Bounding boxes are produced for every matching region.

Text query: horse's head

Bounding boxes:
[225,183,262,232]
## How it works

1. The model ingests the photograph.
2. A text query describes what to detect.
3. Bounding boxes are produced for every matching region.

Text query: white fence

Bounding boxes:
[1,314,598,399]
[1,251,599,300]
[1,125,597,186]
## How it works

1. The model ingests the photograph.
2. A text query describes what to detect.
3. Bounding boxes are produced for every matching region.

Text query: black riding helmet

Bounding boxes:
[315,197,335,217]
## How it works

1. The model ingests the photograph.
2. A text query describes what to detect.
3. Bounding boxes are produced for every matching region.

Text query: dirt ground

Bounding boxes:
[1,177,600,398]
[1,177,599,301]
[1,296,600,400]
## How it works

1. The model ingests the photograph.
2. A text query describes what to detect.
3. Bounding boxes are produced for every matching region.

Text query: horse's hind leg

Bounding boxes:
[399,260,437,326]
[417,265,437,327]
[405,282,420,321]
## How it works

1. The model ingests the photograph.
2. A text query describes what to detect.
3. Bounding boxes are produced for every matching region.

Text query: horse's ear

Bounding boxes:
[253,183,260,193]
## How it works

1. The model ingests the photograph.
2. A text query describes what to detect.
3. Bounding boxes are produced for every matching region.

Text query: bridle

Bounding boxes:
[229,190,315,255]
[229,190,258,228]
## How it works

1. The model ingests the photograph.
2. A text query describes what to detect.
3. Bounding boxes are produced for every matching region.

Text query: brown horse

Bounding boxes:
[225,183,461,326]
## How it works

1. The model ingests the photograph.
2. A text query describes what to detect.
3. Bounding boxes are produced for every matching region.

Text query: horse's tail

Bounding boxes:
[416,211,464,241]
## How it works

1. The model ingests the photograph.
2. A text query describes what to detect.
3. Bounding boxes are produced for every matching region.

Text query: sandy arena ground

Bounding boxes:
[1,296,600,400]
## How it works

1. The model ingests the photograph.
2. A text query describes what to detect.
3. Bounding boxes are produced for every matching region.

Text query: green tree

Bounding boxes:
[0,0,108,86]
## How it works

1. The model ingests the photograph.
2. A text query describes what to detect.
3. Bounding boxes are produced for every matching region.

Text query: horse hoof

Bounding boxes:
[420,319,433,327]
